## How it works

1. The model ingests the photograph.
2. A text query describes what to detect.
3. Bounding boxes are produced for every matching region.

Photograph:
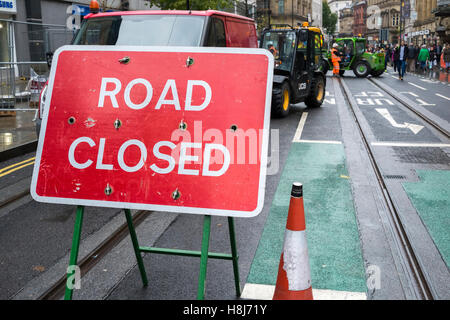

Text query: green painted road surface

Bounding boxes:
[247,142,367,293]
[403,170,450,269]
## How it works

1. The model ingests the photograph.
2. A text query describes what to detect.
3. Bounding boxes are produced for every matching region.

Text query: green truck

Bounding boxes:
[323,37,385,77]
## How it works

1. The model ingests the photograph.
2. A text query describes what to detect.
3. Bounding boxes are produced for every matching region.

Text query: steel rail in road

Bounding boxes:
[0,182,152,300]
[37,209,151,300]
[368,77,450,139]
[339,77,435,300]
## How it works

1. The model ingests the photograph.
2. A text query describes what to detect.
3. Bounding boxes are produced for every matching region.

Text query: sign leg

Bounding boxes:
[197,215,212,300]
[64,205,84,300]
[228,217,241,297]
[124,209,148,287]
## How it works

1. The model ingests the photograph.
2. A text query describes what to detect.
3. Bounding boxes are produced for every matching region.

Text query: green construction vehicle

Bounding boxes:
[260,23,326,117]
[324,37,385,78]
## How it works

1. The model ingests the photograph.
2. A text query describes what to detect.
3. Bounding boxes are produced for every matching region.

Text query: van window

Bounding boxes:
[73,15,206,46]
[225,18,257,48]
[206,17,226,47]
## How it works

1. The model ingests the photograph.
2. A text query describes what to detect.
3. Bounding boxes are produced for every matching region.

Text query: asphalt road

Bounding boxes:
[1,73,449,300]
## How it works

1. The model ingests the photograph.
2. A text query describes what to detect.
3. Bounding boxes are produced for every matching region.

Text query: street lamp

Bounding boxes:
[399,0,404,42]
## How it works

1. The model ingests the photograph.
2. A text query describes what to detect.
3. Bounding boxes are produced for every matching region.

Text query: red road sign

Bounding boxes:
[31,46,273,217]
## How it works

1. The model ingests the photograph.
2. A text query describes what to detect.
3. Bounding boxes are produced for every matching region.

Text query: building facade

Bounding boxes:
[339,5,354,36]
[433,0,450,43]
[328,0,352,35]
[363,0,401,44]
[256,0,313,29]
[407,0,438,45]
[352,0,367,36]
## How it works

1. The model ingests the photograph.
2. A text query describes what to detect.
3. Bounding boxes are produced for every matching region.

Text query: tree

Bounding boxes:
[322,0,338,36]
[149,0,233,10]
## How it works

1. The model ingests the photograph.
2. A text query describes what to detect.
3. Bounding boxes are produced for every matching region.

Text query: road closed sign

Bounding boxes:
[31,46,273,217]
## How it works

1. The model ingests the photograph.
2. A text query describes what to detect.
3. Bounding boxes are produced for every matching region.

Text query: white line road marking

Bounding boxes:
[436,93,450,101]
[324,98,336,104]
[416,98,435,106]
[408,82,426,90]
[375,108,424,134]
[420,79,432,82]
[241,283,367,300]
[371,142,450,147]
[295,139,342,144]
[292,112,308,142]
[400,91,419,97]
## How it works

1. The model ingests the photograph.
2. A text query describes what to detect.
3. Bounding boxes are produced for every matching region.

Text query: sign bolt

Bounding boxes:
[179,120,187,131]
[186,57,194,67]
[68,117,76,125]
[114,119,122,130]
[172,188,181,200]
[104,184,113,196]
[118,56,130,64]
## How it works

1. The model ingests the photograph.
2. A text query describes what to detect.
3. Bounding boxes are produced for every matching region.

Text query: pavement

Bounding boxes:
[0,108,37,161]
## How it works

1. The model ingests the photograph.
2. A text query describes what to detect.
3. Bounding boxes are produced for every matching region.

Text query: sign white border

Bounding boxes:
[31,45,274,218]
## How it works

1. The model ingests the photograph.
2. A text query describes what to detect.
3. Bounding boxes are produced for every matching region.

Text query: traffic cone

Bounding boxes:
[273,182,313,300]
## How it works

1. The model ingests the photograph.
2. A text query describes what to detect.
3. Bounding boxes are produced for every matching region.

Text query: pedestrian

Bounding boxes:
[436,42,442,68]
[385,44,392,67]
[417,44,430,72]
[394,41,408,80]
[407,42,416,72]
[429,46,437,70]
[443,43,450,72]
[414,44,420,70]
[393,43,399,72]
[331,43,342,77]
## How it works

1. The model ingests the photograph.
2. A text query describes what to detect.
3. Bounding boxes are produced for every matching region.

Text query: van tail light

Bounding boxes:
[38,84,48,120]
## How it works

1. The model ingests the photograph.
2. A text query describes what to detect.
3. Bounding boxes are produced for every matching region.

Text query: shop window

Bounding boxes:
[278,0,284,15]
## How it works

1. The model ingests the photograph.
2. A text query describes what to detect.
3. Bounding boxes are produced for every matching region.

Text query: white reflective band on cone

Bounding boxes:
[282,229,311,291]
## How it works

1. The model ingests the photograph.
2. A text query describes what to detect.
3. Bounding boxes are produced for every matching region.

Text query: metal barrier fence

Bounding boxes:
[0,19,74,113]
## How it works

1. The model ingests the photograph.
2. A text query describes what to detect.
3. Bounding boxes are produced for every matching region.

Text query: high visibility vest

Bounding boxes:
[331,48,341,62]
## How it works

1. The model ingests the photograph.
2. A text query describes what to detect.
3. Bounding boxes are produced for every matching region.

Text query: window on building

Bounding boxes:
[278,0,284,15]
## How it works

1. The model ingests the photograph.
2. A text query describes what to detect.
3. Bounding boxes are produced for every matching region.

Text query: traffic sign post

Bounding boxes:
[32,46,273,299]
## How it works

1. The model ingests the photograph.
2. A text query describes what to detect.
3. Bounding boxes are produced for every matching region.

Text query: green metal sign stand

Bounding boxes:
[64,206,241,300]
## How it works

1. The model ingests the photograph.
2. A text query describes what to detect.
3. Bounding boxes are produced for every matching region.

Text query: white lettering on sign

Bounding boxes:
[68,137,95,169]
[117,139,147,172]
[97,77,212,111]
[67,137,231,177]
[124,78,153,110]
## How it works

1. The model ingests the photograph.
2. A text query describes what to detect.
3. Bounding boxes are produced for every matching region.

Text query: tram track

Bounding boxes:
[339,77,436,300]
[0,179,152,300]
[38,209,151,300]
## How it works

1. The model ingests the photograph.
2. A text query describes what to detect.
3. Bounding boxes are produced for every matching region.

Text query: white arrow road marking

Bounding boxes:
[436,93,450,101]
[375,108,424,134]
[416,98,435,106]
[408,82,426,90]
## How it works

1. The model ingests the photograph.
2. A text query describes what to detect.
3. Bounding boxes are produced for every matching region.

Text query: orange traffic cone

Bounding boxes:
[273,182,313,300]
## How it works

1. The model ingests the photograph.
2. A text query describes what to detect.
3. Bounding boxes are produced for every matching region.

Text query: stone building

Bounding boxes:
[328,0,352,35]
[406,0,438,45]
[433,0,450,43]
[364,0,401,44]
[339,5,354,36]
[352,0,366,36]
[256,0,312,29]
